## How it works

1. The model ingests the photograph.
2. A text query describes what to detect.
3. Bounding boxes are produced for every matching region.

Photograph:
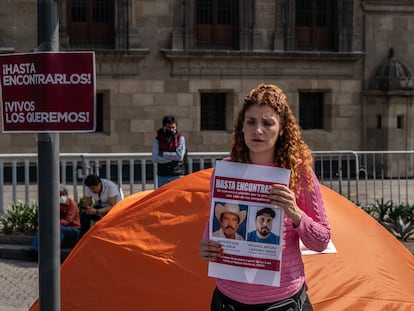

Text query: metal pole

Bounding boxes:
[37,1,60,310]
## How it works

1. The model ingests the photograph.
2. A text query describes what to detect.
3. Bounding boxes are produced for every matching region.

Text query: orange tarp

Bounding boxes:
[30,169,414,310]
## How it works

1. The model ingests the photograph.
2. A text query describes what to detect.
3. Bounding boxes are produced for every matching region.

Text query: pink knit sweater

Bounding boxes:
[203,162,331,304]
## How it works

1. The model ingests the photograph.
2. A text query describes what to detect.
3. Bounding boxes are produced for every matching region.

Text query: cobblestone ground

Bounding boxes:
[403,240,414,254]
[0,259,38,311]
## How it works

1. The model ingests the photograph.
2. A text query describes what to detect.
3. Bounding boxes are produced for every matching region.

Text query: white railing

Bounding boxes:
[0,151,413,213]
[312,150,414,206]
[0,152,229,213]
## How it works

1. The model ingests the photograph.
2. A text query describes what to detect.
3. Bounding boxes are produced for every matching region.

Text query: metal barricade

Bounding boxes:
[0,150,413,214]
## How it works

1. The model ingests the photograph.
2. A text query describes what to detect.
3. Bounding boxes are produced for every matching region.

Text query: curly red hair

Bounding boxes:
[230,83,313,193]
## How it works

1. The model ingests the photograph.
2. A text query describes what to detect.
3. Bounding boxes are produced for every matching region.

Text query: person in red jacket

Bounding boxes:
[30,186,80,255]
[151,115,187,187]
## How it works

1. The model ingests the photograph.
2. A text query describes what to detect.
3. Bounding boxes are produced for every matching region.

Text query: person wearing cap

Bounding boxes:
[212,203,246,240]
[29,186,80,259]
[247,207,280,244]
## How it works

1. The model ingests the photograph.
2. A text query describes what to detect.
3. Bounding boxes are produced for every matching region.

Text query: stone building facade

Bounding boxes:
[0,0,413,154]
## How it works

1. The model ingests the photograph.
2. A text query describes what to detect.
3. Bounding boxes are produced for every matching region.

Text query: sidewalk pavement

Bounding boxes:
[0,240,72,311]
[0,259,38,311]
[0,242,412,311]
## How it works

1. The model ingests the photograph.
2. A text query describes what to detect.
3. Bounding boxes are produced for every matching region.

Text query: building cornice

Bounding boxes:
[94,49,150,76]
[161,50,365,78]
[361,0,414,13]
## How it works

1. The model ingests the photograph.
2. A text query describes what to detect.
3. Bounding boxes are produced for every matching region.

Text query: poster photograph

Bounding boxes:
[208,160,291,287]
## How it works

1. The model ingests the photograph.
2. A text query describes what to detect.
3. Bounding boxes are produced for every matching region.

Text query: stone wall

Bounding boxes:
[0,0,412,154]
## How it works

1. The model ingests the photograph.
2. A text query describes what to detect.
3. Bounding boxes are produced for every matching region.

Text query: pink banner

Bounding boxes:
[0,52,95,132]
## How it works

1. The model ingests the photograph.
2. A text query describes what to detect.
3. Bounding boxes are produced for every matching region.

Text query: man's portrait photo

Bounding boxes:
[247,207,280,244]
[212,202,247,240]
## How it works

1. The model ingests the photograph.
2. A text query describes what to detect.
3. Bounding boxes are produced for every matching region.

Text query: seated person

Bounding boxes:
[30,186,80,256]
[247,207,280,244]
[80,174,122,237]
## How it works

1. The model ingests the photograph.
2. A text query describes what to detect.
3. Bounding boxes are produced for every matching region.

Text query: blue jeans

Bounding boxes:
[157,175,184,188]
[30,226,80,251]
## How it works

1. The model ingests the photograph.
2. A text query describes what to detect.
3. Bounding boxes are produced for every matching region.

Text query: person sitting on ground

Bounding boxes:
[30,186,80,257]
[80,174,122,237]
[247,207,280,244]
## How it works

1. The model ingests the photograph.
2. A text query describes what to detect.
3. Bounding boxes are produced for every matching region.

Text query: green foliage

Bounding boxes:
[78,197,85,209]
[361,199,414,241]
[369,199,394,222]
[388,202,414,222]
[382,217,414,241]
[0,201,38,235]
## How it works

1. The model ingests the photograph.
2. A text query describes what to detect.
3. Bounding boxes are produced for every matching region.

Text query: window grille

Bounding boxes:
[200,93,227,130]
[67,0,115,49]
[95,92,104,133]
[397,115,404,129]
[195,0,239,49]
[295,0,336,51]
[299,92,324,130]
[377,115,382,129]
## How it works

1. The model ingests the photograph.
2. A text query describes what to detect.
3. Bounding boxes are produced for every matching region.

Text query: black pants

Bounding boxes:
[80,212,100,237]
[211,286,313,311]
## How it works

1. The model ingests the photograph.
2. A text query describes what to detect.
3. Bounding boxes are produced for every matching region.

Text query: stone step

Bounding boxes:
[0,234,78,262]
[0,234,33,245]
[0,243,74,262]
[0,243,31,260]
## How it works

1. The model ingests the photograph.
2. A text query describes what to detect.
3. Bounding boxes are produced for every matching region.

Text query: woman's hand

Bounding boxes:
[199,240,223,262]
[269,183,303,227]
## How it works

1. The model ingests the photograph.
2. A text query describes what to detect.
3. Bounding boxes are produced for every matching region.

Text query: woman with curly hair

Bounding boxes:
[199,83,331,311]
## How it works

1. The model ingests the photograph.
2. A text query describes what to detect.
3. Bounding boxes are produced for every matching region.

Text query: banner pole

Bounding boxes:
[37,1,60,310]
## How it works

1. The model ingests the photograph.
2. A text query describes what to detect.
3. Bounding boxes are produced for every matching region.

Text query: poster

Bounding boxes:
[0,51,95,132]
[208,161,291,287]
[300,239,337,255]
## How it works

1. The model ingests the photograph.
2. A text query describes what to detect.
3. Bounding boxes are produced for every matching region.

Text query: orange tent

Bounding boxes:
[30,169,414,310]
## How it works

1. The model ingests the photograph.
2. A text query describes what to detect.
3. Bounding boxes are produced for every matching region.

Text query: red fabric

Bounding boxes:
[156,128,182,152]
[30,169,414,311]
[60,198,80,229]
